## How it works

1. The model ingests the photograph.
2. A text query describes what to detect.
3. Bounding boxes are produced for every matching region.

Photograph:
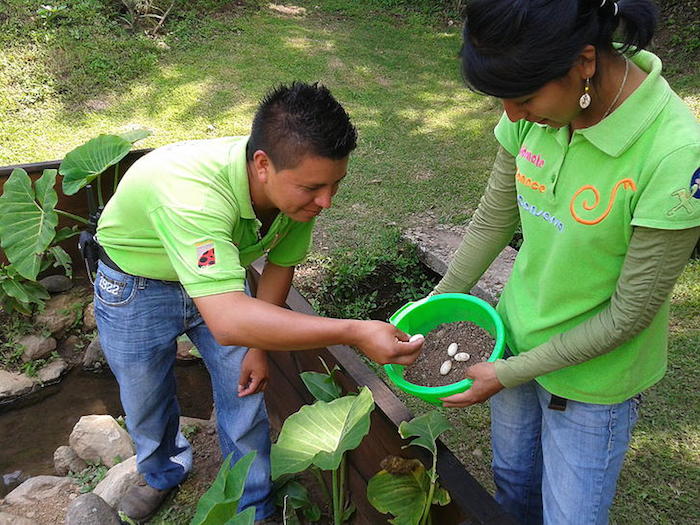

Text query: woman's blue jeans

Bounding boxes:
[93,261,274,519]
[490,380,641,525]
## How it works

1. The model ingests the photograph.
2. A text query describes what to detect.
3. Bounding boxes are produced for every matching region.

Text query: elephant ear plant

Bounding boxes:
[191,451,258,525]
[367,411,452,525]
[0,129,150,313]
[271,359,375,525]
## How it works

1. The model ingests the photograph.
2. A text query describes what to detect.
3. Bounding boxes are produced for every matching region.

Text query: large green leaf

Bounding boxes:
[399,411,451,457]
[191,451,256,525]
[223,506,255,525]
[271,387,375,479]
[0,168,58,280]
[59,134,132,195]
[367,465,431,525]
[300,370,343,402]
[118,127,152,144]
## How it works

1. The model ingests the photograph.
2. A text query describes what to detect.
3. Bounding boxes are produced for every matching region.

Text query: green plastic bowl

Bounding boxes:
[384,293,506,406]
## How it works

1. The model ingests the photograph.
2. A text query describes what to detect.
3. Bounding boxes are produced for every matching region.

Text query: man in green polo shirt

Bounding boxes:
[93,82,423,523]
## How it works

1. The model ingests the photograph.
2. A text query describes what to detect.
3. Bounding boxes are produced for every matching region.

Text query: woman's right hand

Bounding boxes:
[352,320,424,365]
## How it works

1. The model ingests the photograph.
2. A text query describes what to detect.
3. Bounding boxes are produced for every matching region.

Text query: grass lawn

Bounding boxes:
[1,1,698,523]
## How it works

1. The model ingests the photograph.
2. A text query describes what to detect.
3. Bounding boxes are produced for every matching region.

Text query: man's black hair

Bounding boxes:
[247,82,357,169]
[460,0,659,98]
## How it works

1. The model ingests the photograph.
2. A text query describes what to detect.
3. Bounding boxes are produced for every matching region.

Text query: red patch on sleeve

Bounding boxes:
[196,242,216,268]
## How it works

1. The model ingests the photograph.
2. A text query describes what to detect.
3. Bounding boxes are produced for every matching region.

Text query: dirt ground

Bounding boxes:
[404,321,494,387]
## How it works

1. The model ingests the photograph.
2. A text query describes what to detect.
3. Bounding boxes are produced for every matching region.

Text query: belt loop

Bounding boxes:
[137,276,147,290]
[548,394,568,411]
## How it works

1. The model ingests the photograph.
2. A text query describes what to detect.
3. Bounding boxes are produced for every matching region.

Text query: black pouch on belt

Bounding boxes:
[78,231,99,282]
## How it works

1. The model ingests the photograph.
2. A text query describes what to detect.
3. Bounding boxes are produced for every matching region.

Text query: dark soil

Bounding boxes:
[404,321,494,387]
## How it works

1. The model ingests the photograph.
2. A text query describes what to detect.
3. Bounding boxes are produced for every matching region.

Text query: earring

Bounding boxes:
[579,78,591,109]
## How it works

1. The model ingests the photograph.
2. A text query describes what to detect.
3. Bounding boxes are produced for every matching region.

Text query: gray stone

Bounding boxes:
[54,446,88,476]
[0,370,35,399]
[0,470,28,498]
[82,338,106,371]
[93,455,138,507]
[4,475,75,505]
[69,415,134,467]
[18,334,57,362]
[34,293,82,336]
[0,511,37,525]
[403,223,516,305]
[65,493,121,525]
[37,358,68,384]
[38,274,73,294]
[82,302,96,331]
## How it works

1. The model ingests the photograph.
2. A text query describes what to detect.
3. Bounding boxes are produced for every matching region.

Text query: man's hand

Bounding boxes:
[352,320,423,365]
[238,348,269,397]
[440,361,504,407]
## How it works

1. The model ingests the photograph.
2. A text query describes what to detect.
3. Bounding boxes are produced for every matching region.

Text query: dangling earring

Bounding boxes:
[579,78,591,109]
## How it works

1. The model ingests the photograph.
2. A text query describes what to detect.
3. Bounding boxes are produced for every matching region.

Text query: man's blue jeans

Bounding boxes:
[490,380,641,525]
[93,261,274,520]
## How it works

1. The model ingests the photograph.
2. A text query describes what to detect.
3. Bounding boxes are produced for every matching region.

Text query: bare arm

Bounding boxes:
[193,271,423,365]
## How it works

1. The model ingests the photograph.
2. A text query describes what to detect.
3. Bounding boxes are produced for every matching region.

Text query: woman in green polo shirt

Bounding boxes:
[434,1,700,523]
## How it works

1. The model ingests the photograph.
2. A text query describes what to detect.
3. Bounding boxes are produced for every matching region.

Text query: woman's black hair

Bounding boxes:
[247,81,357,170]
[460,0,659,98]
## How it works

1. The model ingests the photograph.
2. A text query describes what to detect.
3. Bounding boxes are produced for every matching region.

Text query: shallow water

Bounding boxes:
[0,363,213,492]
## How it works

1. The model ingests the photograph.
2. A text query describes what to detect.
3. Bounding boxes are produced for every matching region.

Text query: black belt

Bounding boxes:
[97,245,129,275]
[548,394,568,411]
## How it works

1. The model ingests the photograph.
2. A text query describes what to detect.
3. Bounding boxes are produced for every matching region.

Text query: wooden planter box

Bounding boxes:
[1,155,516,525]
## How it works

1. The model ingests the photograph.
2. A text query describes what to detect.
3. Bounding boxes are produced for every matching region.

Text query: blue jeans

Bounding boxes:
[490,380,641,525]
[93,261,274,520]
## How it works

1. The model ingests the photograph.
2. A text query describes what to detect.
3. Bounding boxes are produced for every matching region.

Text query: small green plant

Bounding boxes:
[182,423,200,439]
[273,475,322,524]
[314,232,437,321]
[191,451,257,525]
[367,411,452,525]
[69,461,109,493]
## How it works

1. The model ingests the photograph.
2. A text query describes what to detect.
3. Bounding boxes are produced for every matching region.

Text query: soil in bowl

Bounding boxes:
[404,321,495,387]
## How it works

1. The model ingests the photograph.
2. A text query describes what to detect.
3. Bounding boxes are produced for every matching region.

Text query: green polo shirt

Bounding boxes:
[494,50,700,403]
[97,136,314,298]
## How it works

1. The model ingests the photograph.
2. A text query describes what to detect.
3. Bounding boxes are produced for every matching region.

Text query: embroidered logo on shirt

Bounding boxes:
[196,241,216,268]
[667,169,700,216]
[518,146,545,168]
[517,194,564,232]
[516,170,547,193]
[570,178,637,225]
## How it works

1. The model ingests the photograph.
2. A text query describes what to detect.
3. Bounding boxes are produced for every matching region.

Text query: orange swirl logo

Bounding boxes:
[570,178,637,225]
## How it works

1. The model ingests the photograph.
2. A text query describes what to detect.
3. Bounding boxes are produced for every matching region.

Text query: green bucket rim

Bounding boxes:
[384,293,506,405]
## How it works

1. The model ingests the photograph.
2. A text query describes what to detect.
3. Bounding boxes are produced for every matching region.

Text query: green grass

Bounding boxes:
[1,1,698,523]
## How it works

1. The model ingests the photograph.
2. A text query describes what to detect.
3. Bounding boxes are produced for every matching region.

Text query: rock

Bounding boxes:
[65,492,121,525]
[39,275,73,294]
[403,221,516,305]
[93,455,139,507]
[4,475,76,505]
[0,370,34,399]
[176,338,198,362]
[60,334,82,354]
[34,293,82,336]
[1,470,28,498]
[54,446,88,476]
[82,302,96,331]
[69,415,134,467]
[18,334,57,362]
[82,338,106,371]
[0,511,37,525]
[37,358,68,384]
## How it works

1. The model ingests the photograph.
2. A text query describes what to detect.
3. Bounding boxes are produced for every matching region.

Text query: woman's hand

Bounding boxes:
[440,361,504,407]
[238,348,269,397]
